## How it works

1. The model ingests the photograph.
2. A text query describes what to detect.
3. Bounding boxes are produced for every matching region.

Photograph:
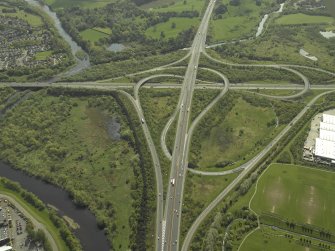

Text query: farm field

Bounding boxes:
[35,51,53,60]
[209,0,275,42]
[146,17,199,39]
[276,13,334,25]
[196,96,278,169]
[251,164,335,232]
[239,226,334,251]
[43,0,115,9]
[0,6,43,26]
[80,28,110,43]
[148,0,205,12]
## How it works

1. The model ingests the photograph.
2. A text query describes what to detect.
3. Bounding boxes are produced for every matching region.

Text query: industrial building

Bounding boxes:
[313,112,335,164]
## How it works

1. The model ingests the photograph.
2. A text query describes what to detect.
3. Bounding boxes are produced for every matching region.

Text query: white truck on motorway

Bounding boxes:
[170,178,175,186]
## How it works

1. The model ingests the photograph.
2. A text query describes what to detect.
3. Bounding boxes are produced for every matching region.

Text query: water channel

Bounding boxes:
[0,162,110,251]
[24,0,90,77]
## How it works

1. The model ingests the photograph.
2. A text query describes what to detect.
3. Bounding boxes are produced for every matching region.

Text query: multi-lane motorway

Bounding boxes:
[162,0,217,250]
[3,0,335,249]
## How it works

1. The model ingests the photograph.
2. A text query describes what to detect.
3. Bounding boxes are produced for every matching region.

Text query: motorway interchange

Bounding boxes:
[3,0,335,250]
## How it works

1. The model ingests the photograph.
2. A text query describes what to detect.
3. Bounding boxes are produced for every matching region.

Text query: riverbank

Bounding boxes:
[0,183,69,251]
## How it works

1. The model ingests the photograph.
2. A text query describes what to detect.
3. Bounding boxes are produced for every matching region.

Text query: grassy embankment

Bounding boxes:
[0,183,71,251]
[139,88,179,193]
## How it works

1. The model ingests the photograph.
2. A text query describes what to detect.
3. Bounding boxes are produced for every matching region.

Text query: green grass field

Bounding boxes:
[209,0,274,42]
[93,27,112,35]
[146,17,199,39]
[276,13,334,25]
[149,0,205,12]
[197,97,277,169]
[240,226,333,251]
[44,0,116,9]
[35,51,53,60]
[80,28,109,43]
[251,164,335,232]
[181,172,239,243]
[0,7,43,26]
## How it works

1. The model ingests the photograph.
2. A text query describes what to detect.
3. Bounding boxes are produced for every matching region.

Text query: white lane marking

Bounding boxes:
[161,220,166,251]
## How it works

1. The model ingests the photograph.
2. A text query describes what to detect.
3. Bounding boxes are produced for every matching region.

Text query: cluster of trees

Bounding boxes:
[57,1,198,64]
[49,209,82,251]
[213,1,227,19]
[26,221,52,251]
[62,50,185,82]
[115,92,156,250]
[0,87,15,106]
[190,206,258,250]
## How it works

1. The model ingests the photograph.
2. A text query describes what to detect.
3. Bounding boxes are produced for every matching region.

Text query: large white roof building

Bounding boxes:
[323,113,335,125]
[315,138,335,160]
[319,129,335,142]
[320,122,335,132]
[314,113,335,161]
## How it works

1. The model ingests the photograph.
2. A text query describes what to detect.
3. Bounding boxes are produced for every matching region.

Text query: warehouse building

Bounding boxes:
[314,112,335,164]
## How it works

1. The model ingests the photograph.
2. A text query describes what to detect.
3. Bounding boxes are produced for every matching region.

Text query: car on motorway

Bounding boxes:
[171,178,175,186]
[141,118,145,124]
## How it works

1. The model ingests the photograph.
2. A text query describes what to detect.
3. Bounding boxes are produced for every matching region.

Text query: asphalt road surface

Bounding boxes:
[162,0,217,250]
[181,90,335,250]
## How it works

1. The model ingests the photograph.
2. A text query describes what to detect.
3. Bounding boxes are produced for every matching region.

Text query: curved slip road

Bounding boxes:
[203,51,335,77]
[181,90,335,250]
[118,90,164,251]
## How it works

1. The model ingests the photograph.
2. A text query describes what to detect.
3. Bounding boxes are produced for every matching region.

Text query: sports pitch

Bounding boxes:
[250,164,335,232]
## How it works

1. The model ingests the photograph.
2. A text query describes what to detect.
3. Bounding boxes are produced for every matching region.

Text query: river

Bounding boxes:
[2,3,110,249]
[0,161,110,251]
[24,0,90,77]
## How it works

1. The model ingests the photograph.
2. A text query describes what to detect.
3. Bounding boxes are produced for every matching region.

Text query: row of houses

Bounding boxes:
[0,15,64,70]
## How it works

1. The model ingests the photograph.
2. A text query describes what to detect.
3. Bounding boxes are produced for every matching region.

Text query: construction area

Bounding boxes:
[0,198,44,251]
[304,109,335,165]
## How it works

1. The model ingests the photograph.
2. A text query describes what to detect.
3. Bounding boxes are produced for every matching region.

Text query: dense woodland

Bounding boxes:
[0,88,156,250]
